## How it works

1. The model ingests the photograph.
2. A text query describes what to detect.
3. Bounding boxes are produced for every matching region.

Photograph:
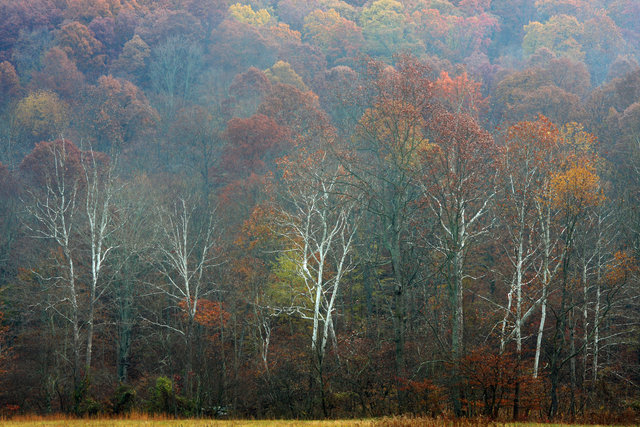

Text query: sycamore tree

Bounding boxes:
[267,147,359,416]
[144,195,222,400]
[494,115,561,419]
[418,106,496,415]
[79,147,119,379]
[20,139,119,408]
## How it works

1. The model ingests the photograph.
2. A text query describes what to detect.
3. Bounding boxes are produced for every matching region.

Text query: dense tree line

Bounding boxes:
[0,0,640,421]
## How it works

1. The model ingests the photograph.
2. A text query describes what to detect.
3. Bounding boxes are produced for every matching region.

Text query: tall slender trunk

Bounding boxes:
[515,239,523,354]
[534,281,547,378]
[500,287,513,353]
[534,204,551,378]
[309,234,327,416]
[68,249,80,391]
[83,151,115,381]
[549,220,576,418]
[85,285,95,378]
[450,244,465,416]
[390,232,406,377]
[582,259,589,386]
[185,315,195,399]
[593,279,601,382]
[218,305,227,407]
[452,248,465,356]
[513,238,523,420]
[592,223,603,384]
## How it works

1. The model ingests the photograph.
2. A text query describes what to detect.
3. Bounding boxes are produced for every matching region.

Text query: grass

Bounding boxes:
[0,415,627,427]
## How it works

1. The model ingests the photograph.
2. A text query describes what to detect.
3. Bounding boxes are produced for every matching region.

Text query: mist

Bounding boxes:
[0,0,639,420]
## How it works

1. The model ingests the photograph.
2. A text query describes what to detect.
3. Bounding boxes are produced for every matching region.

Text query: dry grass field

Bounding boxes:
[0,415,623,427]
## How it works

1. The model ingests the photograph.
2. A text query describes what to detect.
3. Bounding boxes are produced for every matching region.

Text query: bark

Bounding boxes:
[24,141,84,398]
[534,199,553,378]
[275,163,358,416]
[82,150,117,379]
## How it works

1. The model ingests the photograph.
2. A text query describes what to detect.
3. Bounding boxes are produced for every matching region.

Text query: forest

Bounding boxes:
[0,0,639,422]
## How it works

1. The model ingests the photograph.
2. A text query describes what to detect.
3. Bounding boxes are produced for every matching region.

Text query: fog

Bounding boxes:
[0,0,639,420]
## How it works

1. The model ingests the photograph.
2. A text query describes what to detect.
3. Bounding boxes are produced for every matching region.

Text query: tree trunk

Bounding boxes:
[85,285,95,380]
[66,248,81,398]
[534,205,552,378]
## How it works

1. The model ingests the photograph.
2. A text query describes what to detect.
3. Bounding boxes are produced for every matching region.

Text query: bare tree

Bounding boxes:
[22,139,121,403]
[144,196,222,397]
[270,150,359,416]
[22,140,83,393]
[80,148,119,375]
[150,36,203,121]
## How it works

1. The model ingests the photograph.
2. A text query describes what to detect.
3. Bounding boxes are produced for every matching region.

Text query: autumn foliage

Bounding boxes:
[0,0,639,423]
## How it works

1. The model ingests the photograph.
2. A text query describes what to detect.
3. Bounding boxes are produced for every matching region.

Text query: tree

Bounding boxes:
[544,123,605,417]
[419,107,496,415]
[169,105,224,198]
[267,23,327,89]
[208,20,278,81]
[270,149,360,416]
[20,138,121,409]
[80,75,157,153]
[108,173,157,384]
[581,12,624,84]
[9,27,54,78]
[494,67,584,124]
[411,7,498,62]
[322,65,359,135]
[257,83,332,147]
[88,16,116,51]
[490,0,535,52]
[145,196,222,399]
[62,0,120,23]
[543,57,591,98]
[496,116,560,348]
[277,0,322,31]
[494,116,561,419]
[0,0,62,63]
[30,47,84,101]
[608,0,640,32]
[361,0,419,59]
[534,0,594,21]
[334,56,434,388]
[264,61,309,92]
[228,3,272,27]
[303,9,363,66]
[221,114,290,180]
[79,148,119,380]
[433,70,489,119]
[54,21,105,74]
[149,36,202,123]
[135,8,204,46]
[0,310,10,381]
[228,67,272,118]
[184,0,229,36]
[20,139,85,399]
[14,90,69,152]
[0,61,20,102]
[110,34,150,83]
[523,15,585,62]
[0,161,17,287]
